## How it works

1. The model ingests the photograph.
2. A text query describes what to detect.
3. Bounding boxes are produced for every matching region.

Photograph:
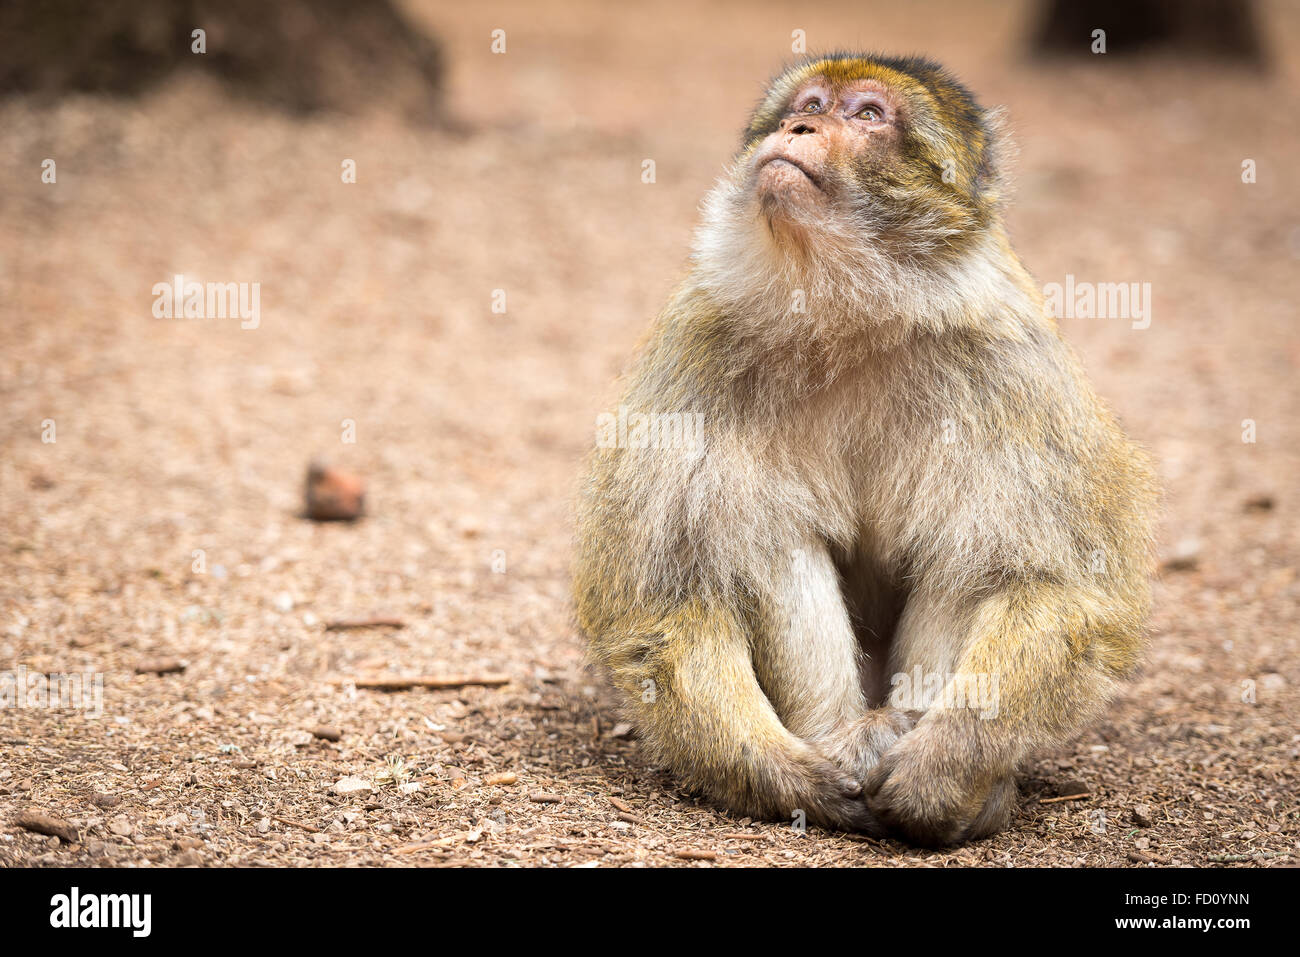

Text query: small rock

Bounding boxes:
[108,815,133,837]
[89,792,121,809]
[1132,803,1156,828]
[305,461,365,522]
[256,818,271,834]
[1260,673,1286,693]
[1055,779,1089,797]
[332,776,373,796]
[1161,537,1200,572]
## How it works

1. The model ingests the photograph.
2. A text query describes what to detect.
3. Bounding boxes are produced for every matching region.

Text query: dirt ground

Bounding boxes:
[1,0,1297,868]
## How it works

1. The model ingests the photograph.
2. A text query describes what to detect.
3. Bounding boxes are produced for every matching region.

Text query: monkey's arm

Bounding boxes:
[865,581,1139,846]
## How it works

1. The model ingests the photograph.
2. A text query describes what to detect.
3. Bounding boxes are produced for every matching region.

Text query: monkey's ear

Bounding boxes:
[975,105,1014,211]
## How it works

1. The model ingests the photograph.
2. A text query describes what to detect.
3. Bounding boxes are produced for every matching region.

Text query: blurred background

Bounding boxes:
[1,1,1296,867]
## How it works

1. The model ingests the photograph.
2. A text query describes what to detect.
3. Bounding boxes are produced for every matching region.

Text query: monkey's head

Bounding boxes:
[748,53,998,244]
[741,54,1000,248]
[692,54,1012,346]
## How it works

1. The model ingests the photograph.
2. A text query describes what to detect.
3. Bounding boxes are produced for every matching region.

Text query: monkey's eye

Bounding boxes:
[801,99,822,113]
[857,105,884,122]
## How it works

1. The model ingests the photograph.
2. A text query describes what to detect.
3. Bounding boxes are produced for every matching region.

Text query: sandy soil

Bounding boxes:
[1,0,1297,867]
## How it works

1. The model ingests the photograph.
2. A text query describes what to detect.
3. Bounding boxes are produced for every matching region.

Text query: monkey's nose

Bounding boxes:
[781,118,819,136]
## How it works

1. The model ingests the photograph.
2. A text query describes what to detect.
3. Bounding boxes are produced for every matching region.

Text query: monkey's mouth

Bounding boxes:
[758,156,824,192]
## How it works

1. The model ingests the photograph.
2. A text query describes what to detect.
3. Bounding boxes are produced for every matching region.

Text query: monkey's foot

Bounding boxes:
[815,709,917,784]
[863,727,1018,847]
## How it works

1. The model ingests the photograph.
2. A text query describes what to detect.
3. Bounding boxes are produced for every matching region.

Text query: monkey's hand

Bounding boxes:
[862,714,1017,847]
[815,709,918,783]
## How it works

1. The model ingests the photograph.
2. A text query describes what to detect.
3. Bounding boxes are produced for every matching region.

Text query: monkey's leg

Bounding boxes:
[613,597,880,833]
[866,582,1132,846]
[750,540,913,784]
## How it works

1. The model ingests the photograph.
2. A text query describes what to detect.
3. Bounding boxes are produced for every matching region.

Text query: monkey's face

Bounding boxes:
[737,56,998,252]
[751,78,900,220]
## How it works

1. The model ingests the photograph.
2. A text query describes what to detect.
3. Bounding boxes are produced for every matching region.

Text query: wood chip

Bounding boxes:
[135,658,185,675]
[332,776,372,796]
[608,797,634,814]
[324,618,405,631]
[333,674,510,690]
[393,837,456,854]
[528,791,562,804]
[272,815,320,833]
[673,848,717,861]
[484,772,517,786]
[1039,792,1091,804]
[13,810,79,844]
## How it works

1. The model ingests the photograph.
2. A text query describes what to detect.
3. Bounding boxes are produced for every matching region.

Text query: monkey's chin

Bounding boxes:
[756,160,823,207]
[755,161,825,242]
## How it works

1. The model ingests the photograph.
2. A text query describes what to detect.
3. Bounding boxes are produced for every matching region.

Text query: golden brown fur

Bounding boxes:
[573,54,1156,846]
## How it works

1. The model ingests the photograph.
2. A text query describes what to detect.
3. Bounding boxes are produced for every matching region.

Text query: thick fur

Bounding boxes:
[573,54,1156,845]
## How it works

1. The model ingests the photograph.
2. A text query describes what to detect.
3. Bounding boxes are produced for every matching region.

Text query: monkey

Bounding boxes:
[573,53,1157,847]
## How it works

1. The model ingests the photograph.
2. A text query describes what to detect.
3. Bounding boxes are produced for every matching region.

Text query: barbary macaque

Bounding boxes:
[574,54,1156,846]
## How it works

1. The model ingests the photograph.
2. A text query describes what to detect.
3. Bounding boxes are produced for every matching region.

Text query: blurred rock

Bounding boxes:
[304,461,365,522]
[1161,537,1200,572]
[1243,493,1275,512]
